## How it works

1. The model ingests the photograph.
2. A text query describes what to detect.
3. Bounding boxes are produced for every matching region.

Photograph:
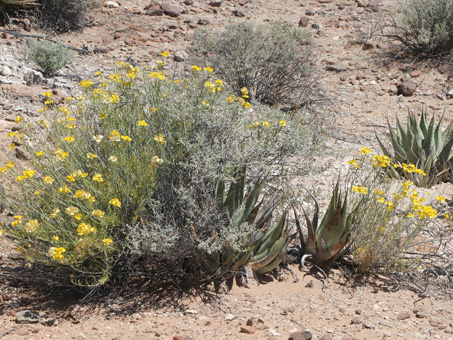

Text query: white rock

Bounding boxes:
[269,328,281,336]
[105,1,120,8]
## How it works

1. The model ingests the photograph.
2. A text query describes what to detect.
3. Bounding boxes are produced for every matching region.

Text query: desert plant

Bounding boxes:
[0,0,35,23]
[34,0,98,32]
[389,0,453,56]
[28,39,74,76]
[190,22,323,110]
[1,58,319,286]
[376,109,453,187]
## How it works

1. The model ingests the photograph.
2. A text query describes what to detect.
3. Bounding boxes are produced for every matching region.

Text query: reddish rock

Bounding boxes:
[240,325,255,334]
[161,3,181,17]
[173,336,192,340]
[410,70,421,78]
[113,32,121,39]
[397,80,417,96]
[288,330,312,340]
[397,311,411,320]
[299,16,309,27]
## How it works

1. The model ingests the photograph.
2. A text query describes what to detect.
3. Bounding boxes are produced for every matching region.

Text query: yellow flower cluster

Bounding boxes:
[77,222,96,235]
[394,162,426,175]
[16,169,36,181]
[48,247,66,261]
[74,190,96,202]
[372,155,391,168]
[25,219,39,232]
[352,186,368,194]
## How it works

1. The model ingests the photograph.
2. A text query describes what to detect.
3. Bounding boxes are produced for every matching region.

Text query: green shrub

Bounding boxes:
[35,0,97,32]
[391,0,453,56]
[28,40,74,76]
[1,59,320,286]
[376,109,453,187]
[190,22,322,110]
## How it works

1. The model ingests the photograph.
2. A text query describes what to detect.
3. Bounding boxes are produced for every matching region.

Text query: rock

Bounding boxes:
[174,50,188,62]
[362,40,374,50]
[113,32,121,39]
[306,8,317,16]
[240,326,255,334]
[410,70,421,78]
[299,16,309,27]
[238,0,250,4]
[198,18,209,25]
[24,68,44,86]
[0,64,12,76]
[368,0,380,12]
[15,310,40,324]
[269,329,281,337]
[173,336,192,340]
[184,0,193,5]
[438,64,451,74]
[15,147,31,161]
[161,3,181,17]
[288,330,312,340]
[105,1,120,8]
[326,64,348,72]
[225,313,236,321]
[397,80,417,96]
[232,9,245,17]
[184,309,198,315]
[209,0,222,7]
[319,335,333,340]
[311,23,320,29]
[446,89,453,98]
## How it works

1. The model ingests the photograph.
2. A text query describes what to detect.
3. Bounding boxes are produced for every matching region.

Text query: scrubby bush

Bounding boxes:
[0,58,320,286]
[35,0,97,32]
[391,0,453,56]
[28,40,74,76]
[190,22,323,110]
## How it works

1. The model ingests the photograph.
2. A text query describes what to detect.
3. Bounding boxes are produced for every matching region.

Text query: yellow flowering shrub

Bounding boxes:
[0,59,319,287]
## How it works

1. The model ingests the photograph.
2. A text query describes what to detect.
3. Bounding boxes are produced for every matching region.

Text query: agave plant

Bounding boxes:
[293,182,357,274]
[376,109,453,187]
[206,167,295,276]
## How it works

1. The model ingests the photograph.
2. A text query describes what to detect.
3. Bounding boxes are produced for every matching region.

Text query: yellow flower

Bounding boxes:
[121,135,132,141]
[377,197,385,203]
[55,148,69,161]
[241,87,249,98]
[58,185,71,194]
[109,155,118,163]
[347,159,359,168]
[161,51,170,57]
[435,196,446,202]
[103,238,113,246]
[138,120,148,126]
[43,176,54,184]
[108,130,121,142]
[16,175,25,181]
[66,175,75,182]
[93,135,104,143]
[35,151,44,157]
[6,131,19,138]
[63,136,75,143]
[262,121,270,127]
[92,173,104,183]
[25,219,39,233]
[360,147,372,155]
[50,208,60,218]
[87,153,98,159]
[445,214,450,220]
[95,71,102,76]
[372,155,391,168]
[42,91,52,98]
[110,95,120,103]
[373,189,385,196]
[99,113,108,119]
[77,222,96,236]
[385,201,394,211]
[109,198,122,208]
[91,210,105,218]
[192,65,202,72]
[65,206,80,216]
[407,214,414,218]
[226,96,235,103]
[66,123,76,130]
[34,190,40,195]
[204,66,214,72]
[154,134,166,144]
[15,116,23,123]
[351,186,368,194]
[74,213,82,220]
[79,79,95,88]
[52,236,59,241]
[8,143,15,150]
[202,99,209,106]
[0,166,7,173]
[48,247,66,261]
[279,120,287,127]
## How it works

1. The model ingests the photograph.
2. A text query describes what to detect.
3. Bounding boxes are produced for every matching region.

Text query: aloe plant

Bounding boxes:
[293,182,357,273]
[206,167,295,276]
[376,109,453,187]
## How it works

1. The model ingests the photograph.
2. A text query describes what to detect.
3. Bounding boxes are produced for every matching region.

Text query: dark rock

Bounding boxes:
[397,80,417,96]
[198,18,210,25]
[299,16,309,27]
[15,148,31,161]
[174,50,188,62]
[288,330,312,340]
[209,0,222,7]
[362,40,374,50]
[232,10,245,17]
[16,310,40,324]
[184,0,194,4]
[147,9,164,15]
[161,3,181,17]
[306,8,317,15]
[311,23,320,29]
[238,0,250,5]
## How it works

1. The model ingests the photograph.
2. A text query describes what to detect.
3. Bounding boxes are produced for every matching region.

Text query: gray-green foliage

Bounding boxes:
[376,109,453,187]
[393,0,453,55]
[190,22,322,109]
[28,40,74,76]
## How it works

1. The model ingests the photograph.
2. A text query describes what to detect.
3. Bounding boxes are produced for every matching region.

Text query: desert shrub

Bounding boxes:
[28,39,74,76]
[346,147,440,272]
[0,58,320,286]
[190,22,322,110]
[390,0,453,56]
[0,0,35,23]
[34,0,97,32]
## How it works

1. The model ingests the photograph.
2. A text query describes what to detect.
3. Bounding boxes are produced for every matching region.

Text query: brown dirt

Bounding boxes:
[1,0,453,339]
